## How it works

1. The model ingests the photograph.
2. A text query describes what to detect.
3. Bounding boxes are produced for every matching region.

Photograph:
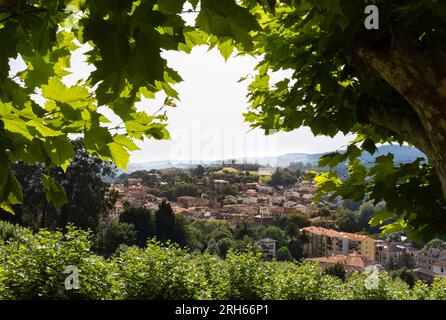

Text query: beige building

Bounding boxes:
[177,196,209,208]
[413,248,446,282]
[308,216,336,228]
[221,204,258,215]
[302,226,376,261]
[268,206,294,218]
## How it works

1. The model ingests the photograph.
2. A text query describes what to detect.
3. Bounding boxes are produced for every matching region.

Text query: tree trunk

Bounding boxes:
[353,29,446,199]
[0,0,20,12]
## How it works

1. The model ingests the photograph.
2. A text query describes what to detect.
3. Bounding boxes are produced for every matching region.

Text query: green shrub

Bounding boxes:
[270,261,345,300]
[95,220,137,257]
[426,278,446,300]
[0,226,114,300]
[0,224,444,300]
[111,240,207,300]
[223,249,275,299]
[343,271,411,300]
[0,220,30,244]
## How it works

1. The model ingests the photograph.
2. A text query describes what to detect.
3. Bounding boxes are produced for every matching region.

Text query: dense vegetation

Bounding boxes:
[0,221,445,300]
[117,165,304,202]
[3,139,116,231]
[97,203,311,260]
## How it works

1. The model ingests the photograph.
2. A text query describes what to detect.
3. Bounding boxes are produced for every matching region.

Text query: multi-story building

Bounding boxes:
[413,248,446,282]
[269,206,294,218]
[226,213,254,223]
[295,179,316,193]
[293,204,307,215]
[177,196,209,209]
[256,238,278,260]
[308,216,336,228]
[374,241,420,266]
[257,185,273,194]
[302,226,376,261]
[272,194,286,205]
[257,196,271,206]
[221,204,258,216]
[242,196,257,205]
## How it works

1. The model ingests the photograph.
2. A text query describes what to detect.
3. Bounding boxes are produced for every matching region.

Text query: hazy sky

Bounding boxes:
[11,38,354,164]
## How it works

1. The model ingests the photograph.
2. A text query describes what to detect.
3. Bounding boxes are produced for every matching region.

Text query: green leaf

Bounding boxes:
[157,0,186,14]
[2,118,33,140]
[217,38,234,61]
[317,0,343,15]
[26,119,64,137]
[160,81,179,99]
[318,152,347,168]
[361,139,377,154]
[6,172,23,205]
[346,144,361,160]
[108,142,130,170]
[113,134,140,151]
[41,174,68,209]
[23,55,55,89]
[369,210,397,227]
[188,0,199,10]
[42,77,90,104]
[84,126,113,152]
[381,220,407,234]
[43,137,75,166]
[196,0,259,50]
[0,202,14,214]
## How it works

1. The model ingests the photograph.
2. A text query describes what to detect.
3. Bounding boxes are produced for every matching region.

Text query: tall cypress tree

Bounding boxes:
[155,199,175,243]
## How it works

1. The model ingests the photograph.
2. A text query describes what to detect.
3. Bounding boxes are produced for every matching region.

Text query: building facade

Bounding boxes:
[302,226,376,261]
[374,241,420,266]
[257,238,278,260]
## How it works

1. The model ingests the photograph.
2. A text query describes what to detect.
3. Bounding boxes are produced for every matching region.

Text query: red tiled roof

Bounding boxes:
[271,207,294,213]
[302,226,371,241]
[433,260,446,267]
[308,253,374,269]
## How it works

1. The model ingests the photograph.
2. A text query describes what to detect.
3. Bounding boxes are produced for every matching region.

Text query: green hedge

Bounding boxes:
[0,222,445,300]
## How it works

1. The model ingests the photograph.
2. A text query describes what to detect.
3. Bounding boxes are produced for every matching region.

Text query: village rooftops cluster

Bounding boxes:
[107,171,333,225]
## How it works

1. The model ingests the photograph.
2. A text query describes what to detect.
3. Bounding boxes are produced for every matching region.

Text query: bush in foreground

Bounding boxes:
[0,223,445,300]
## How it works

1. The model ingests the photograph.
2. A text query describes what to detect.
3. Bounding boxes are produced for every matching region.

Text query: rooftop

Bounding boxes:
[259,238,278,243]
[308,252,375,269]
[302,226,372,242]
[433,260,446,267]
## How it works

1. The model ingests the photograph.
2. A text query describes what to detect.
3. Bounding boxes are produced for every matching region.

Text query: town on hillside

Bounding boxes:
[107,160,446,284]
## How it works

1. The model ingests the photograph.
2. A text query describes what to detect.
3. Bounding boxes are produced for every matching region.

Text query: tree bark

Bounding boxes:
[0,0,20,12]
[353,29,446,199]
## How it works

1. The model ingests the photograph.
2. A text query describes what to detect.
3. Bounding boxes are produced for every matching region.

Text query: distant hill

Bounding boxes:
[276,145,426,167]
[124,145,426,173]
